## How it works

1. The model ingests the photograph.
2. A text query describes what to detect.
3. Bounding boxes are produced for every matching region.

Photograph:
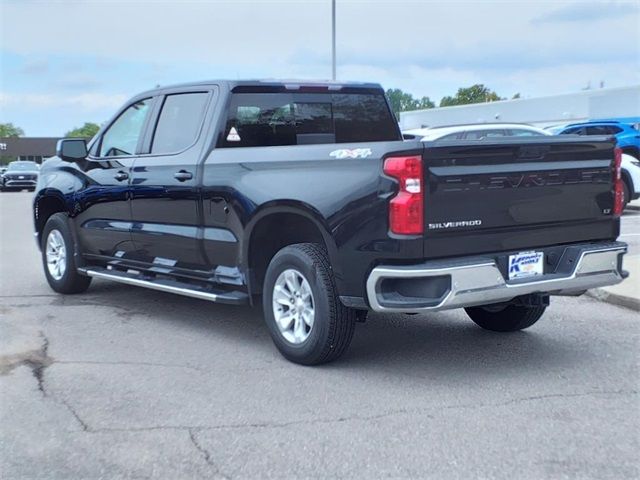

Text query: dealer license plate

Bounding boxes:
[508,251,544,280]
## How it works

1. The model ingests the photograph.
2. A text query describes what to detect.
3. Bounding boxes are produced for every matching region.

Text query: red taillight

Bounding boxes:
[383,155,423,235]
[613,147,623,216]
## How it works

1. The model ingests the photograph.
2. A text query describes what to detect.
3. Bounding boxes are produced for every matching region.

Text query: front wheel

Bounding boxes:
[262,243,356,365]
[41,213,92,294]
[464,304,546,332]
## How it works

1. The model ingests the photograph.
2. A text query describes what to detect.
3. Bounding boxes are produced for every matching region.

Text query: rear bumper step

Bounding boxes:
[366,242,627,313]
[78,267,249,305]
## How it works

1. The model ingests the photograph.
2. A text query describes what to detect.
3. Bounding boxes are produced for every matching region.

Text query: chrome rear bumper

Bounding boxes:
[366,243,627,313]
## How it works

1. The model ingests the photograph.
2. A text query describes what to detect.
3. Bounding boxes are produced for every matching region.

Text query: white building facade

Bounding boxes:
[399,85,640,130]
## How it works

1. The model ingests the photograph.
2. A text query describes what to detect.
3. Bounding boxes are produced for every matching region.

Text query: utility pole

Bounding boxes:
[332,0,336,81]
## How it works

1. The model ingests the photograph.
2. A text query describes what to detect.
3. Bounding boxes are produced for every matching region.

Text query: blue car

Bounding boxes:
[558,118,640,159]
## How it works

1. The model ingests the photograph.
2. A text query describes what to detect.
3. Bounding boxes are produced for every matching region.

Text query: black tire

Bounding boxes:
[622,180,630,210]
[464,304,546,332]
[41,213,92,294]
[262,243,356,365]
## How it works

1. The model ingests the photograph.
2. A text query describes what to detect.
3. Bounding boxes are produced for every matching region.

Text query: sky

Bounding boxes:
[1,0,639,136]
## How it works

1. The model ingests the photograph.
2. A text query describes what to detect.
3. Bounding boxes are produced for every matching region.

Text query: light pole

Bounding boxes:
[332,0,336,80]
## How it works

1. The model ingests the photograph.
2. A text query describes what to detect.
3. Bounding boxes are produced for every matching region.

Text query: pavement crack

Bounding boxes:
[31,389,636,438]
[0,331,53,396]
[441,389,639,412]
[58,398,90,432]
[188,429,230,479]
[32,332,50,395]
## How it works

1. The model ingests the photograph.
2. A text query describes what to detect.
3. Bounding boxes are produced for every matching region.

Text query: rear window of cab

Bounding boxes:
[217,92,400,148]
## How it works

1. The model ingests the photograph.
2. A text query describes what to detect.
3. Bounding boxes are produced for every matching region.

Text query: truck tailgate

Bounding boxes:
[422,137,619,259]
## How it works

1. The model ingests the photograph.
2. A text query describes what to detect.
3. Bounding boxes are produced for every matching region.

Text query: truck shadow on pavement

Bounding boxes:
[73,279,585,379]
[342,311,580,378]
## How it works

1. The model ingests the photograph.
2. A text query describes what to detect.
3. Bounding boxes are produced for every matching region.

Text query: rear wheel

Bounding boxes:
[42,213,92,294]
[465,303,546,332]
[262,243,356,365]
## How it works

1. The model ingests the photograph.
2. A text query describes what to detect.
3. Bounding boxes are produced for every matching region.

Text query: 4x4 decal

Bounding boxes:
[329,148,373,159]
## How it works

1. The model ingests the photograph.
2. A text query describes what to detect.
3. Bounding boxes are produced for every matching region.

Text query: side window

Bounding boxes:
[483,129,507,138]
[436,132,464,141]
[561,126,585,135]
[219,93,295,148]
[217,92,399,148]
[510,129,544,137]
[88,138,100,157]
[331,94,399,143]
[294,102,334,144]
[586,125,611,135]
[151,92,209,154]
[464,129,506,140]
[100,98,152,157]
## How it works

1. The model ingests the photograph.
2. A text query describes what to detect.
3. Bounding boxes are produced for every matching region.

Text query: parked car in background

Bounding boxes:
[620,153,640,205]
[1,161,39,191]
[403,123,550,141]
[407,122,638,207]
[557,120,640,207]
[544,124,569,135]
[557,120,640,159]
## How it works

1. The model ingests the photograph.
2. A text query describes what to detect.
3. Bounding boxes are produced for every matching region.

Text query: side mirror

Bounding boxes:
[57,138,88,162]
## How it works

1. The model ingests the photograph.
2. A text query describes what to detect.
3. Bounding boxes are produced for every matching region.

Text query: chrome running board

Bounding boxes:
[78,267,249,305]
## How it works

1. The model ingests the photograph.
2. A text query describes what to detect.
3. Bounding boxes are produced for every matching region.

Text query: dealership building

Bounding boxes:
[399,85,640,131]
[0,137,59,165]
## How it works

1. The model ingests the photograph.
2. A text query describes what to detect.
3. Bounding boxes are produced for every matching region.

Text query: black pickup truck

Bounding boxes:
[34,80,628,364]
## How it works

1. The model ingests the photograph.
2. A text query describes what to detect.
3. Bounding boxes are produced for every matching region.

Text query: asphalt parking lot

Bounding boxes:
[1,191,638,480]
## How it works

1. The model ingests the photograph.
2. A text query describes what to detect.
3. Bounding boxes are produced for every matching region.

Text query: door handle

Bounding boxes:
[174,170,193,181]
[114,171,129,181]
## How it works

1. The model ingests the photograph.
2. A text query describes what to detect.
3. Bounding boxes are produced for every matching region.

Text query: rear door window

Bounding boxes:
[218,92,399,147]
[151,92,209,154]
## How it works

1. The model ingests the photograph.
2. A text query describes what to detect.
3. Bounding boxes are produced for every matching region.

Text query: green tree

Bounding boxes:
[439,84,503,107]
[65,122,100,138]
[416,96,436,109]
[0,122,24,137]
[512,93,521,99]
[386,88,435,119]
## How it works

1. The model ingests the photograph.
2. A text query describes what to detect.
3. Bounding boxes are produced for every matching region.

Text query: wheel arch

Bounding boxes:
[243,201,342,298]
[620,145,639,160]
[33,189,73,249]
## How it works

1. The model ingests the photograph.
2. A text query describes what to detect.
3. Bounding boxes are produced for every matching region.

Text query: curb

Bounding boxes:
[587,288,640,312]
